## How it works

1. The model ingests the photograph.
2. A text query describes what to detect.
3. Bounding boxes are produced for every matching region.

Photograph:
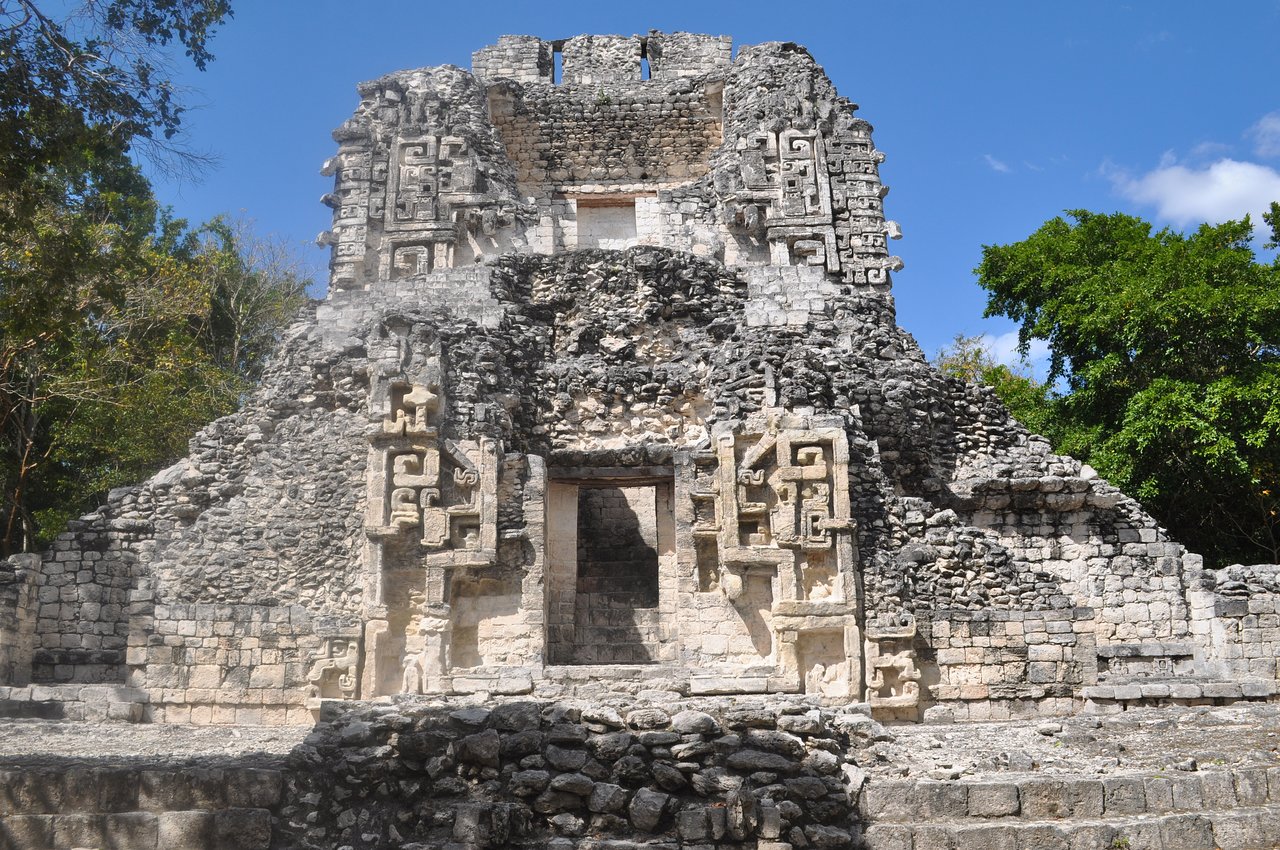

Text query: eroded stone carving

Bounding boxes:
[711,411,854,596]
[306,635,362,705]
[864,614,922,709]
[401,607,452,695]
[367,383,497,555]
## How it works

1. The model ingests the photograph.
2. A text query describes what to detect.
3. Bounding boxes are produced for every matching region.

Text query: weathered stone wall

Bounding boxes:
[472,35,552,85]
[489,79,722,192]
[1190,564,1280,682]
[647,32,733,79]
[860,768,1280,849]
[30,516,137,684]
[136,603,318,725]
[573,485,663,663]
[16,242,1279,721]
[0,555,38,686]
[560,35,643,85]
[922,609,1092,721]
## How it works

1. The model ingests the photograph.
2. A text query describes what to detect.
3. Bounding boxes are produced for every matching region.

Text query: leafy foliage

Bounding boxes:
[0,2,312,554]
[0,185,310,552]
[0,0,232,183]
[975,207,1280,566]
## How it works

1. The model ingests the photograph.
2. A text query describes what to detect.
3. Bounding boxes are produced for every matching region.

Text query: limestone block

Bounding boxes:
[1018,780,1071,819]
[966,782,1020,818]
[0,815,54,849]
[1231,768,1269,806]
[857,782,915,820]
[952,824,1023,850]
[50,814,107,849]
[1211,811,1267,850]
[910,781,968,819]
[157,810,213,848]
[213,808,270,850]
[628,787,669,832]
[225,769,283,808]
[1198,771,1238,809]
[1143,777,1174,812]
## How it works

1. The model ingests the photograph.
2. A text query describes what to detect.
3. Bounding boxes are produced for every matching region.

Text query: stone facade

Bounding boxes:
[1,31,1277,728]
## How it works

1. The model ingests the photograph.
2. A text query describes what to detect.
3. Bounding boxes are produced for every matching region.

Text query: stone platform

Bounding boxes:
[2,699,1278,849]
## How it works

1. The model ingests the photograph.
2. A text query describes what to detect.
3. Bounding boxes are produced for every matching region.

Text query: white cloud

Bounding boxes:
[984,330,1049,371]
[1188,140,1232,161]
[1110,157,1280,228]
[983,154,1010,174]
[1248,111,1280,158]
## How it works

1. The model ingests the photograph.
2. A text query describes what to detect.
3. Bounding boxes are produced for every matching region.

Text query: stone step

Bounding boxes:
[0,766,283,850]
[1082,679,1277,702]
[859,767,1280,823]
[0,699,64,720]
[0,808,272,850]
[0,684,147,722]
[861,805,1280,850]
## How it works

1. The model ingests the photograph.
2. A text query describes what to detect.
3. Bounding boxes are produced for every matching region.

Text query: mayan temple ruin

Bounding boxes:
[2,30,1280,850]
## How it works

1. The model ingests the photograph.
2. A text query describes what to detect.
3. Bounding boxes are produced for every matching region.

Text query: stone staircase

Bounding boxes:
[855,768,1280,850]
[0,684,148,722]
[0,765,280,850]
[858,768,1280,849]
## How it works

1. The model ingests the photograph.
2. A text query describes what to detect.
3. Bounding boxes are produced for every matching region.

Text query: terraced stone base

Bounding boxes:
[0,766,280,850]
[860,770,1280,850]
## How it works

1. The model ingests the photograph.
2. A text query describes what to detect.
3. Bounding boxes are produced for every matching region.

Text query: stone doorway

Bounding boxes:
[546,475,677,665]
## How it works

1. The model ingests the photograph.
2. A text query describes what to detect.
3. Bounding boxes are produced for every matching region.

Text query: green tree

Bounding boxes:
[0,2,319,554]
[1,0,232,182]
[194,216,311,381]
[0,204,312,553]
[975,207,1280,566]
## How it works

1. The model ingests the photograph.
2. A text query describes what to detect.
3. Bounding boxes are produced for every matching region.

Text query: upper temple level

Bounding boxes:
[317,31,903,293]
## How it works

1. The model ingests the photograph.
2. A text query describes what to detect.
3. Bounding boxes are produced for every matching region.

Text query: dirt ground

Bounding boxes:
[0,716,307,768]
[868,703,1280,780]
[0,702,1276,781]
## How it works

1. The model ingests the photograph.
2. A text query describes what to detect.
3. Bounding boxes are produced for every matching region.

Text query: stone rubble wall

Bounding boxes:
[646,32,734,79]
[471,32,732,87]
[472,35,552,85]
[276,697,879,850]
[1189,565,1280,682]
[560,35,644,86]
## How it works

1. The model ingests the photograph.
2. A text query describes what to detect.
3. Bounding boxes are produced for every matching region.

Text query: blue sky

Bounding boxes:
[145,0,1280,370]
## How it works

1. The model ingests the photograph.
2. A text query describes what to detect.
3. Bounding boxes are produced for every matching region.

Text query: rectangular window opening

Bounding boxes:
[575,197,638,250]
